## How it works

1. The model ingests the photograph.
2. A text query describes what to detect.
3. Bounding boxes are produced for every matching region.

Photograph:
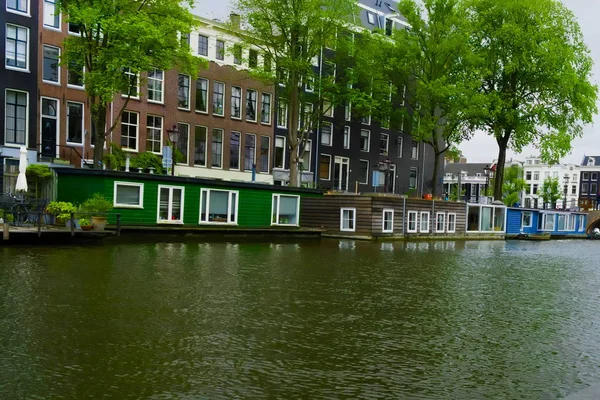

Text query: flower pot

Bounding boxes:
[65,219,80,230]
[81,225,93,231]
[91,216,107,232]
[423,194,433,200]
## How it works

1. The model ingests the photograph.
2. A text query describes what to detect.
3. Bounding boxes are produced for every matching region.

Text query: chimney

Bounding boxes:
[230,13,241,30]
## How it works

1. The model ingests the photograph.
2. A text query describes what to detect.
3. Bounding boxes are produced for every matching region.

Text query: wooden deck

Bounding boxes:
[1,224,114,245]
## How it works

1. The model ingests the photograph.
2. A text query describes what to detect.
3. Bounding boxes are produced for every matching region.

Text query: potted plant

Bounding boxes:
[78,218,93,231]
[82,193,113,231]
[46,201,77,225]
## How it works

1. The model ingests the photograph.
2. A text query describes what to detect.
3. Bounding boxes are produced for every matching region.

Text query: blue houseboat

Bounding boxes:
[506,208,587,239]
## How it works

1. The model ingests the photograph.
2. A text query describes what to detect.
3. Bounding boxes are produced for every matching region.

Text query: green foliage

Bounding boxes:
[130,152,165,174]
[82,193,113,215]
[445,146,463,163]
[78,218,91,227]
[502,165,526,206]
[103,143,127,171]
[47,201,77,222]
[448,186,466,202]
[26,164,52,180]
[59,0,203,167]
[231,0,358,186]
[103,143,166,174]
[540,177,562,207]
[466,0,598,199]
[0,210,14,223]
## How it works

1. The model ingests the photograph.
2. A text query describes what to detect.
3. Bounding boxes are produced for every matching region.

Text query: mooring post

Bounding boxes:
[3,210,9,241]
[116,214,121,236]
[37,211,42,238]
[70,212,75,237]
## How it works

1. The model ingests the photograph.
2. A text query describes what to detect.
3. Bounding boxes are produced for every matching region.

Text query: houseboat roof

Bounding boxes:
[53,168,326,195]
[507,206,587,215]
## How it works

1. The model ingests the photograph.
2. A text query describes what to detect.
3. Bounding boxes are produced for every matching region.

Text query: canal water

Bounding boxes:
[1,239,600,399]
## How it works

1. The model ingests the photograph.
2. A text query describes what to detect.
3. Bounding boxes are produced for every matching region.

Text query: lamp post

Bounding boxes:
[378,158,392,193]
[483,165,491,202]
[563,173,570,210]
[167,124,180,176]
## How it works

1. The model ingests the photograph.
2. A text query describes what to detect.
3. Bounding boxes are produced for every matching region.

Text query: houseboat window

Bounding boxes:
[447,213,456,233]
[158,186,184,224]
[199,189,238,224]
[467,206,480,231]
[340,208,356,232]
[522,212,532,228]
[272,194,300,226]
[419,212,430,233]
[407,211,418,233]
[435,212,445,233]
[382,209,394,233]
[579,215,586,231]
[542,214,555,231]
[481,207,493,231]
[493,208,505,231]
[114,182,144,208]
[557,215,566,231]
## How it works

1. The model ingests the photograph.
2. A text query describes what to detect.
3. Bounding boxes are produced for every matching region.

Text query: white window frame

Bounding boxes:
[277,102,288,128]
[447,213,456,233]
[411,140,419,160]
[343,126,350,149]
[274,136,286,169]
[195,77,209,114]
[321,121,333,146]
[213,81,225,117]
[5,24,30,72]
[540,213,556,231]
[146,114,163,154]
[120,110,139,152]
[199,188,239,225]
[557,214,567,231]
[156,185,185,224]
[177,73,191,110]
[147,68,164,104]
[396,137,403,158]
[359,159,369,185]
[65,100,84,146]
[6,0,29,17]
[194,125,208,167]
[382,209,394,233]
[380,133,389,156]
[271,194,300,226]
[246,88,258,122]
[319,153,331,181]
[435,212,445,233]
[113,182,144,209]
[40,96,59,157]
[579,215,586,232]
[299,139,312,172]
[43,0,61,30]
[522,211,533,228]
[261,92,272,125]
[360,130,370,152]
[407,211,418,233]
[340,208,356,232]
[420,211,430,233]
[42,44,60,84]
[5,89,29,147]
[122,68,139,99]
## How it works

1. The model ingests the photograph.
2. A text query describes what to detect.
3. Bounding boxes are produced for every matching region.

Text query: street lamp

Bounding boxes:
[483,165,491,201]
[378,158,392,193]
[563,173,570,210]
[167,124,180,176]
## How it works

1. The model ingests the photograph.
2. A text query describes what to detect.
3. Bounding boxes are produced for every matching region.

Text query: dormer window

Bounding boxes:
[588,157,595,166]
[366,12,375,25]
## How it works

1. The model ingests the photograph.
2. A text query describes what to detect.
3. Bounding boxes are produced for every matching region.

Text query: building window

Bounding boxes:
[582,183,588,195]
[181,33,190,47]
[230,86,242,119]
[113,182,144,208]
[211,128,223,168]
[67,60,84,87]
[340,208,356,232]
[120,111,138,151]
[583,172,590,180]
[319,154,331,180]
[216,40,225,60]
[436,212,445,233]
[68,23,80,35]
[42,45,60,83]
[7,0,28,15]
[411,140,419,160]
[572,185,577,195]
[261,93,271,124]
[323,101,334,118]
[5,90,28,145]
[6,24,28,70]
[321,122,332,146]
[299,140,311,172]
[358,160,369,184]
[176,123,189,165]
[233,44,242,65]
[195,78,209,113]
[248,49,258,68]
[263,54,272,72]
[420,212,430,233]
[158,186,184,224]
[177,74,190,109]
[194,125,207,166]
[41,97,58,154]
[396,137,403,158]
[343,126,350,149]
[344,101,351,121]
[272,194,300,226]
[407,211,417,233]
[244,134,256,171]
[66,101,83,144]
[123,68,139,98]
[277,102,288,128]
[366,11,375,24]
[200,189,238,224]
[43,0,60,28]
[593,172,598,181]
[591,183,597,195]
[274,136,286,169]
[383,209,394,233]
[409,167,418,190]
[360,130,370,152]
[147,68,164,103]
[522,212,532,228]
[213,82,225,116]
[146,115,163,153]
[259,136,270,173]
[532,184,538,195]
[229,131,241,170]
[526,171,532,181]
[534,171,540,180]
[197,35,208,56]
[246,89,257,121]
[447,213,456,233]
[300,103,314,130]
[380,134,389,156]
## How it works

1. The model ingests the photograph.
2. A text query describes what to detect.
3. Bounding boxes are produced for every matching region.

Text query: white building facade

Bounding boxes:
[522,157,580,209]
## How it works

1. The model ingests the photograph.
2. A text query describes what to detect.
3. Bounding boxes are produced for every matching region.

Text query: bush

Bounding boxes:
[82,193,113,215]
[131,152,165,174]
[46,201,77,223]
[78,218,91,226]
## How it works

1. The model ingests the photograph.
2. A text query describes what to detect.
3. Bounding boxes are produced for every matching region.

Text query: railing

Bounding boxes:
[37,144,92,168]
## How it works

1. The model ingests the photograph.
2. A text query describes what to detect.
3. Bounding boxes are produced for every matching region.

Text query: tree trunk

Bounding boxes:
[494,141,507,201]
[92,104,108,169]
[431,151,441,197]
[287,71,300,187]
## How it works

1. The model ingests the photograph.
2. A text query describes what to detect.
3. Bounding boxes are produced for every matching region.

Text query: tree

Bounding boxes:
[355,0,480,196]
[466,0,598,200]
[232,0,357,187]
[59,0,201,168]
[501,164,526,206]
[540,177,561,208]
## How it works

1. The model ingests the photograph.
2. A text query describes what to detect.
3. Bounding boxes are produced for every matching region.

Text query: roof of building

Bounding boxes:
[581,155,600,166]
[356,0,409,32]
[444,163,491,177]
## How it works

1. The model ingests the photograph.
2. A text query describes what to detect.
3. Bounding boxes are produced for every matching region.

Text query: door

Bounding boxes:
[333,156,349,191]
[41,98,58,158]
[387,164,396,193]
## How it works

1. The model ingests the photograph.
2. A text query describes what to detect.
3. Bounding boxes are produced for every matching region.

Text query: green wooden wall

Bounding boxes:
[56,173,320,228]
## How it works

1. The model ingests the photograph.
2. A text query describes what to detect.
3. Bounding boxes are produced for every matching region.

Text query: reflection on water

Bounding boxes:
[1,239,600,399]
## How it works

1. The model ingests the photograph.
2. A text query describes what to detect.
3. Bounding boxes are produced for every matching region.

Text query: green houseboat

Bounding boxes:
[53,168,323,232]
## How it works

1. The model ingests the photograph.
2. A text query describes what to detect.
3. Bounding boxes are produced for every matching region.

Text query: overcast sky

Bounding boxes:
[191,0,600,165]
